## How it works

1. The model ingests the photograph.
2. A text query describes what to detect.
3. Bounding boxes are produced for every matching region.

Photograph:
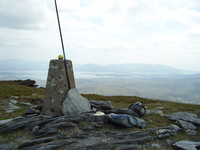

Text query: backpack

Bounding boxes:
[128,102,146,117]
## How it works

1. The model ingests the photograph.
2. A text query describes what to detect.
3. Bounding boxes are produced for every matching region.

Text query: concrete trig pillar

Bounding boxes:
[43,59,76,117]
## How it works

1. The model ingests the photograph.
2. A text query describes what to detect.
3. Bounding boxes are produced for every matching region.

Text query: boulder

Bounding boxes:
[173,140,200,150]
[62,89,91,116]
[175,120,197,130]
[168,112,200,125]
[16,79,37,87]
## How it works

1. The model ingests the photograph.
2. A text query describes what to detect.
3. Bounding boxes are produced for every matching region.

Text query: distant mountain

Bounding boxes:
[0,59,198,75]
[0,59,48,71]
[74,63,192,74]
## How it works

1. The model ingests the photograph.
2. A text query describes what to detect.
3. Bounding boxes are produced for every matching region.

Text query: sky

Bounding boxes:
[0,0,200,71]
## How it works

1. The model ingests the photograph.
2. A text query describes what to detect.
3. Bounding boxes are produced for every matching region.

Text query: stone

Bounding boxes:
[104,108,138,116]
[50,115,82,123]
[173,140,200,150]
[24,106,41,116]
[156,125,180,139]
[0,119,34,132]
[155,107,165,110]
[19,140,75,150]
[167,139,176,145]
[151,143,161,149]
[115,145,142,150]
[91,122,104,128]
[47,122,76,128]
[85,143,112,150]
[17,79,37,87]
[10,96,19,99]
[0,118,13,125]
[17,137,55,149]
[32,127,58,137]
[168,112,200,125]
[62,88,91,116]
[111,125,180,146]
[0,111,184,150]
[43,59,76,117]
[25,118,55,130]
[9,100,18,104]
[0,144,14,150]
[146,109,164,116]
[186,130,197,136]
[6,103,20,113]
[89,100,114,110]
[175,119,197,130]
[18,102,31,106]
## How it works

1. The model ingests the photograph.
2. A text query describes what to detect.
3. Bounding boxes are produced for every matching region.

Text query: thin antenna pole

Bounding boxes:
[54,0,71,89]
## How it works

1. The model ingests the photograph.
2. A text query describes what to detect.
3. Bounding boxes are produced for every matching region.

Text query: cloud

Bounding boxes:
[0,0,48,29]
[0,0,200,71]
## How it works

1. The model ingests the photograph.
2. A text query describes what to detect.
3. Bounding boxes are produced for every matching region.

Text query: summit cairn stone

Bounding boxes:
[43,59,76,117]
[62,88,91,116]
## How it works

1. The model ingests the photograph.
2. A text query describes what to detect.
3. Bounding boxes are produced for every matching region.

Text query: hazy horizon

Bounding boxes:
[0,58,200,72]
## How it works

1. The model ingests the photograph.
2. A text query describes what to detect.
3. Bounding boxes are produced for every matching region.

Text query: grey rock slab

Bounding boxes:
[156,125,180,139]
[24,108,41,115]
[0,144,14,150]
[25,118,55,130]
[24,105,42,115]
[21,140,75,150]
[186,130,197,136]
[112,136,157,145]
[167,139,176,145]
[6,103,20,113]
[173,140,200,150]
[0,119,34,132]
[9,100,18,104]
[47,122,76,128]
[175,119,197,130]
[0,118,13,125]
[168,112,200,125]
[85,143,112,150]
[32,125,58,137]
[151,143,161,149]
[18,137,55,149]
[115,145,142,150]
[10,96,19,99]
[19,102,31,106]
[62,88,91,116]
[91,121,104,128]
[89,100,114,110]
[104,108,138,116]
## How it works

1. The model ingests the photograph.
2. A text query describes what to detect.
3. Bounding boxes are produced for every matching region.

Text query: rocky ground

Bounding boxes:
[0,98,200,150]
[0,80,200,150]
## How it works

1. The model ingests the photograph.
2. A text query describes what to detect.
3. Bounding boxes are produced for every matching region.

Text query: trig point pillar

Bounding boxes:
[43,59,76,117]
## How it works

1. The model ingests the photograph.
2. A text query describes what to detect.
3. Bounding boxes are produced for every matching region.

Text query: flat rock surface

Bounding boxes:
[173,140,200,150]
[175,120,197,130]
[0,113,181,150]
[62,89,91,116]
[168,112,200,125]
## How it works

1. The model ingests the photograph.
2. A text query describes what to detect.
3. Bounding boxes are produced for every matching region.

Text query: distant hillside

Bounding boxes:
[74,63,190,74]
[0,59,48,71]
[0,59,198,75]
